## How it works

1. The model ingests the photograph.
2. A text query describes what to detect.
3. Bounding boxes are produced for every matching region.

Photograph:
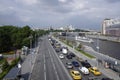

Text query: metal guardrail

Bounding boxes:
[87,35,120,42]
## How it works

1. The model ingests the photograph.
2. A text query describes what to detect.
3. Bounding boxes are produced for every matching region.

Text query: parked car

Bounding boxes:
[72,61,80,67]
[88,67,101,76]
[70,70,82,80]
[79,67,89,75]
[66,62,73,69]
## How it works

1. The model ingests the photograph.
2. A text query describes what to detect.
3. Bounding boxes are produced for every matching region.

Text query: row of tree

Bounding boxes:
[0,25,49,53]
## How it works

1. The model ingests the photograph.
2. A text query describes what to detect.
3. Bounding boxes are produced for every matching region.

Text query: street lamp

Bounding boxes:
[29,35,33,66]
[96,33,100,52]
[96,33,100,67]
[29,35,33,49]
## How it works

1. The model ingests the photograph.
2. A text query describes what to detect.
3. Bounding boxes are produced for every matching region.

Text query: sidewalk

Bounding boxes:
[21,46,39,80]
[53,37,120,80]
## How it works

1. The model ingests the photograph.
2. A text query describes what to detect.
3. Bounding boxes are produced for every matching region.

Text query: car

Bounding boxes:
[77,57,84,62]
[69,52,76,57]
[66,55,72,59]
[81,61,91,68]
[88,77,101,80]
[79,67,89,75]
[66,62,73,69]
[62,48,68,54]
[55,48,61,52]
[59,54,64,59]
[101,78,113,80]
[70,70,82,80]
[88,67,101,76]
[72,61,80,67]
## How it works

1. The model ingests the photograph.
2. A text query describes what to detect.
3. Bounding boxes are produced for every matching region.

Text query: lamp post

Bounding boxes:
[96,33,100,67]
[29,35,33,66]
[96,33,100,52]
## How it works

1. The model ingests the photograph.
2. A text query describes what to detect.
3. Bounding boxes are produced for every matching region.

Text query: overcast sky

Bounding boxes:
[0,0,120,30]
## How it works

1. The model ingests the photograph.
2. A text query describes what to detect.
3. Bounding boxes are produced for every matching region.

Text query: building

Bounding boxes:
[102,18,120,36]
[59,25,75,31]
[106,24,120,37]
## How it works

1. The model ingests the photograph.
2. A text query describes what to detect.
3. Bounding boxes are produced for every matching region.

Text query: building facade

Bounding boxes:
[102,18,120,37]
[106,24,120,37]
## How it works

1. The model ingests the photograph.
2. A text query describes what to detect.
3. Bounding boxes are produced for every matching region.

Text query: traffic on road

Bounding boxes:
[49,37,113,80]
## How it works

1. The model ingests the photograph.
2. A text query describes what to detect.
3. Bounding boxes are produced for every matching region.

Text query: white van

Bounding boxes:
[62,48,67,54]
[79,67,89,74]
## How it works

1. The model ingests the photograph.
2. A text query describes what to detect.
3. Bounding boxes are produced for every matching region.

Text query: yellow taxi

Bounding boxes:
[88,67,101,76]
[70,70,82,80]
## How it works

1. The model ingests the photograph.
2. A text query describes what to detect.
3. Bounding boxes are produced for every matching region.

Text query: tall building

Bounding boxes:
[102,18,120,36]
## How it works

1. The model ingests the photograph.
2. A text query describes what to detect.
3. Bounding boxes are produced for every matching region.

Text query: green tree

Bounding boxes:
[2,59,9,71]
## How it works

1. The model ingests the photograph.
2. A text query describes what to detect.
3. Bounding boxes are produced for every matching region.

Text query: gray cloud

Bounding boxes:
[105,0,120,3]
[0,0,120,30]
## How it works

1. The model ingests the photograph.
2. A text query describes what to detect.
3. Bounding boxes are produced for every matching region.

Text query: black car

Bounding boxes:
[81,61,91,68]
[101,78,113,80]
[72,61,79,67]
[69,52,75,57]
[66,55,72,59]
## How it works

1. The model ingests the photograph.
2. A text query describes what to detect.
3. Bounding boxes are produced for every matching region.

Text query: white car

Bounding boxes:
[59,54,64,59]
[66,62,73,69]
[79,67,89,74]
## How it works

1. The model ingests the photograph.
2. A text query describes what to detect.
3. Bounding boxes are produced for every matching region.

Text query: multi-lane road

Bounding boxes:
[29,36,109,80]
[30,37,72,80]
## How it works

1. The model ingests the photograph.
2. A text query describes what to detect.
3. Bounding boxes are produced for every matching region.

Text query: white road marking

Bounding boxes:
[48,48,60,80]
[48,38,73,80]
[44,54,46,80]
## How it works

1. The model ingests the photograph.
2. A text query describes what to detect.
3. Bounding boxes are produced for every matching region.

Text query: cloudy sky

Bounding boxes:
[0,0,120,30]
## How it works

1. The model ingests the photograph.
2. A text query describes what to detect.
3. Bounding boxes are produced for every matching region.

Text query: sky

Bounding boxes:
[0,0,120,30]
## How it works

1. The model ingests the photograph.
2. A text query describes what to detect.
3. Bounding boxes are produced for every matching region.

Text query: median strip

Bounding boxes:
[56,37,95,59]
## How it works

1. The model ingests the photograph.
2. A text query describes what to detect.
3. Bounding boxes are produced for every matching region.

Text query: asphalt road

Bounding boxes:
[56,50,106,80]
[52,36,111,80]
[30,37,72,80]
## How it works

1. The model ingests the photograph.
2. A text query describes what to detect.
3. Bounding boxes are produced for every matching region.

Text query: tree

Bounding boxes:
[2,59,9,71]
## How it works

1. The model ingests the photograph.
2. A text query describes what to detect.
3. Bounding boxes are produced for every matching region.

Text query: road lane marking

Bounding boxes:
[44,54,46,80]
[48,48,60,80]
[47,38,73,80]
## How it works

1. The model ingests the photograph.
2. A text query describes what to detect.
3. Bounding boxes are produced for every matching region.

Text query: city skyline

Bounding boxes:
[0,0,120,30]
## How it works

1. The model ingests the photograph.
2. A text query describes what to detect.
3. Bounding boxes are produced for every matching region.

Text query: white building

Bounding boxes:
[59,25,75,31]
[102,18,120,35]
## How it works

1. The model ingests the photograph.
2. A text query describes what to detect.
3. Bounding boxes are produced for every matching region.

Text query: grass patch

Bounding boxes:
[62,40,73,48]
[75,48,95,59]
[58,37,95,59]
